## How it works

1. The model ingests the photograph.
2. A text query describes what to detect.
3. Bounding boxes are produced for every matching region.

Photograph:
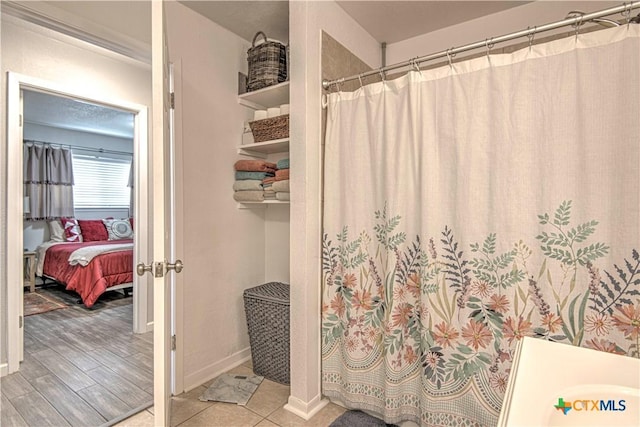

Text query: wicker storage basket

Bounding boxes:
[246,31,287,92]
[243,282,290,384]
[249,114,289,142]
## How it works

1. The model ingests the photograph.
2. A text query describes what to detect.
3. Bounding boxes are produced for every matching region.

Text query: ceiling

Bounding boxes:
[336,1,527,43]
[20,1,530,136]
[176,1,528,45]
[23,90,134,139]
[30,1,531,48]
[178,1,290,43]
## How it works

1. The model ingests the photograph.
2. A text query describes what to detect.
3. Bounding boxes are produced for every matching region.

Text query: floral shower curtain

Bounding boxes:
[321,26,640,426]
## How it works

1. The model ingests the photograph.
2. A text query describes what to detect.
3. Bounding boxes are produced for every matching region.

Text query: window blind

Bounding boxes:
[72,154,131,209]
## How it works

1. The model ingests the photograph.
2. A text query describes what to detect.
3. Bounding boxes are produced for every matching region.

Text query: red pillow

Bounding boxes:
[78,219,109,241]
[60,217,83,242]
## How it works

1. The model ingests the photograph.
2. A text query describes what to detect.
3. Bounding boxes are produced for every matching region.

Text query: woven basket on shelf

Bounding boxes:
[246,31,287,92]
[243,282,290,385]
[249,114,289,142]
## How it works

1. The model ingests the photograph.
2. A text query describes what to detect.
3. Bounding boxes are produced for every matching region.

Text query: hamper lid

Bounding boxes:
[243,282,289,303]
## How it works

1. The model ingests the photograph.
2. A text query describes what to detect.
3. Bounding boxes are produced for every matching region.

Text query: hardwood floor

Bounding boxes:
[1,286,153,427]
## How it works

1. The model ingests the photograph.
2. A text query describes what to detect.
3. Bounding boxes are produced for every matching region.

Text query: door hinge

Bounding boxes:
[170,92,175,109]
[19,114,23,127]
[19,315,23,328]
[171,335,176,351]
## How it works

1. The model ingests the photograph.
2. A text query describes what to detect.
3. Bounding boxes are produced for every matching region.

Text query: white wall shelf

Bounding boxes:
[237,138,289,158]
[237,81,290,208]
[238,81,290,110]
[237,200,290,209]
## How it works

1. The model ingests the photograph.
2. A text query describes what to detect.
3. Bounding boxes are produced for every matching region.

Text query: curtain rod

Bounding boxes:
[23,139,133,157]
[322,1,640,90]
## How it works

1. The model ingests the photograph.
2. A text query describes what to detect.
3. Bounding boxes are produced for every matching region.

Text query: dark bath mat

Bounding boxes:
[329,410,399,427]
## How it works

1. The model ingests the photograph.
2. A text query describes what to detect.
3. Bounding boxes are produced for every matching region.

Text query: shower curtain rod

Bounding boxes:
[23,139,133,157]
[322,1,640,90]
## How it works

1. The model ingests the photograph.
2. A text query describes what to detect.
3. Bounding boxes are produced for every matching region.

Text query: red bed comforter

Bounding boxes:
[42,240,133,308]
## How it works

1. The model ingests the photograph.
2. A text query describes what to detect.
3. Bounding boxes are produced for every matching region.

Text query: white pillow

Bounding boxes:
[48,220,65,242]
[102,219,134,240]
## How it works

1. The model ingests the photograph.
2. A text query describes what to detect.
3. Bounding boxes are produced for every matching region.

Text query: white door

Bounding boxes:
[149,1,180,424]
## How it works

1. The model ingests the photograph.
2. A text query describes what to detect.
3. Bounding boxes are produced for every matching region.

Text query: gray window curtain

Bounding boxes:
[24,143,75,220]
[127,158,134,217]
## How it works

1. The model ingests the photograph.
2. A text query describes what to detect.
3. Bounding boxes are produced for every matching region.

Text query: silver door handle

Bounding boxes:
[137,262,164,277]
[166,259,183,274]
[136,262,152,276]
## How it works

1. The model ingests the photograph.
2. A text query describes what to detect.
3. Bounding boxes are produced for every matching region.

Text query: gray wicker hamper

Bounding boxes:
[243,282,290,384]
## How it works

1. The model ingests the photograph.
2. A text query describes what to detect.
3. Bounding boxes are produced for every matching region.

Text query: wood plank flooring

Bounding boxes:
[1,286,153,427]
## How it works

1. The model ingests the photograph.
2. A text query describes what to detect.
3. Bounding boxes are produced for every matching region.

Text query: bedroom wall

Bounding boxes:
[22,123,134,252]
[165,1,271,391]
[24,123,134,153]
[0,13,151,370]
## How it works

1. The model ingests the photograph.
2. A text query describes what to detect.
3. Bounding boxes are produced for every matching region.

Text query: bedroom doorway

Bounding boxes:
[6,73,151,375]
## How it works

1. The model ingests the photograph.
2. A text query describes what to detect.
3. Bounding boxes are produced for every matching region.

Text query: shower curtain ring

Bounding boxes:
[412,57,421,72]
[574,14,584,40]
[379,69,386,82]
[447,48,455,69]
[623,2,632,28]
[358,74,363,88]
[485,38,494,61]
[527,27,536,52]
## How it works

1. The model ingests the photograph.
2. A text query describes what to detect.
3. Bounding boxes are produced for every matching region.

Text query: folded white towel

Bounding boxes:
[276,192,290,201]
[272,179,289,193]
[233,180,263,191]
[234,191,264,202]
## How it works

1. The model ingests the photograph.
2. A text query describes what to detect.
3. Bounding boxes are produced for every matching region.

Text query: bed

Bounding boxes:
[35,239,134,308]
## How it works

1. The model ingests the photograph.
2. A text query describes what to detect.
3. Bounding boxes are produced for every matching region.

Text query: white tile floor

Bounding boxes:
[115,360,346,427]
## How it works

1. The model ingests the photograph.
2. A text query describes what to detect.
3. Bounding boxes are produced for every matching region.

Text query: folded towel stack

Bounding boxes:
[274,158,290,201]
[276,158,289,170]
[263,176,276,200]
[234,160,276,202]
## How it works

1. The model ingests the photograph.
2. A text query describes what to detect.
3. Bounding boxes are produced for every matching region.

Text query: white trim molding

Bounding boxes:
[284,394,330,421]
[5,72,150,373]
[0,0,150,64]
[6,72,24,374]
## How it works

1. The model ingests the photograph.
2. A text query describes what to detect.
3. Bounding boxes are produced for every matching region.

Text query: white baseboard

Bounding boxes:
[0,362,8,377]
[284,394,329,420]
[183,347,251,392]
[133,321,153,335]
